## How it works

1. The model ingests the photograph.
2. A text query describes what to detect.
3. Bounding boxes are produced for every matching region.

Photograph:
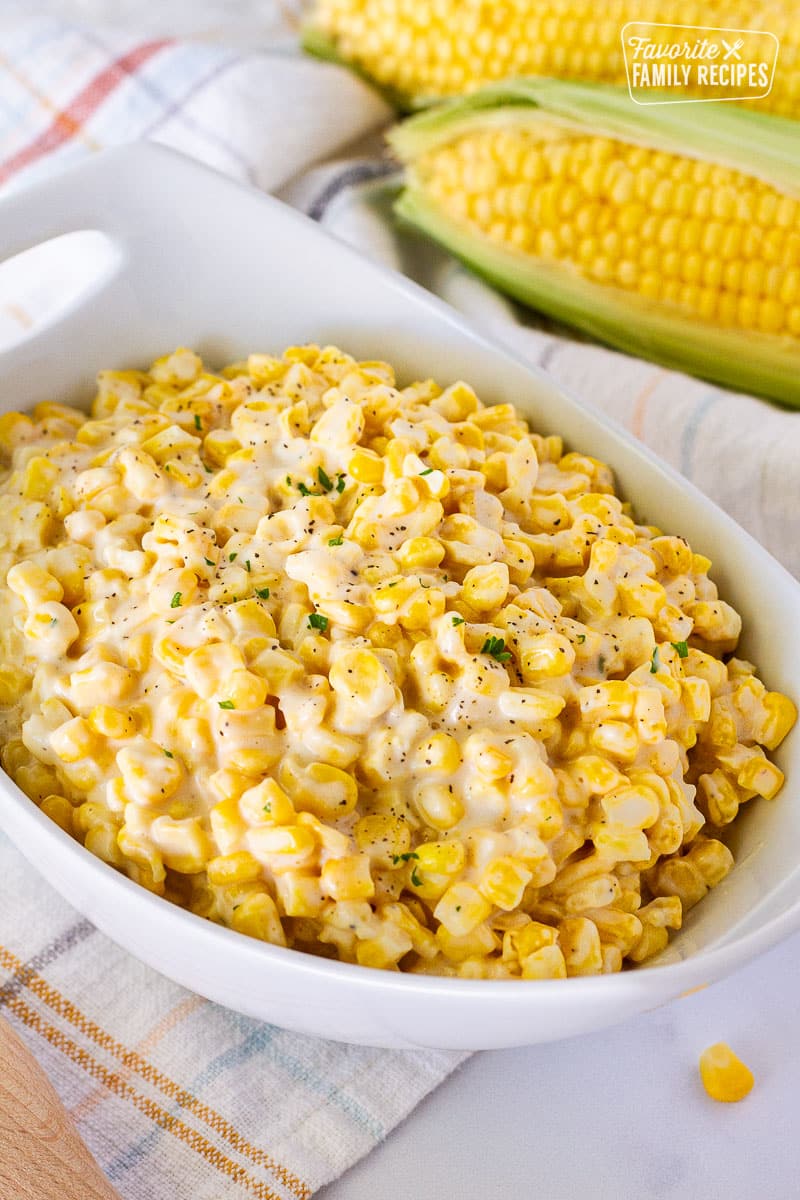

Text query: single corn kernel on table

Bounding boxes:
[320,930,800,1199]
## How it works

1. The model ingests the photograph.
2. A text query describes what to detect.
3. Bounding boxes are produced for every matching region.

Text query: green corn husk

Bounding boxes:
[389,79,800,407]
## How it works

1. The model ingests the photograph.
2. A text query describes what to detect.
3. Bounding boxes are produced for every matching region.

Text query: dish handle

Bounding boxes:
[0,159,135,386]
[0,155,132,264]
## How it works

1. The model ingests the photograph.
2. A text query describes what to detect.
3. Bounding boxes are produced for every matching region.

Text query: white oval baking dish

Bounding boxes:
[0,143,798,1049]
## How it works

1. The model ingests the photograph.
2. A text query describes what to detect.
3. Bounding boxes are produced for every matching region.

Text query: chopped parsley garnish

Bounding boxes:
[170,592,182,608]
[229,552,237,562]
[451,616,465,626]
[671,640,689,658]
[598,654,606,673]
[163,749,174,758]
[650,646,661,674]
[244,559,251,573]
[285,475,292,486]
[296,467,344,495]
[263,803,271,814]
[255,587,270,600]
[576,633,586,644]
[194,413,202,431]
[410,865,423,887]
[204,557,215,567]
[308,613,329,632]
[391,851,419,865]
[328,536,344,546]
[49,617,57,627]
[218,699,235,710]
[481,635,512,663]
[419,467,434,476]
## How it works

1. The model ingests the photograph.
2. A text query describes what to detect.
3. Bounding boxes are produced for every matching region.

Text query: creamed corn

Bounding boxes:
[0,344,794,978]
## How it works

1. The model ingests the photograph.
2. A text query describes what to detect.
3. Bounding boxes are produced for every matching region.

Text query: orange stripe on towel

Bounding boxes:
[631,370,663,441]
[0,40,170,185]
[68,993,204,1124]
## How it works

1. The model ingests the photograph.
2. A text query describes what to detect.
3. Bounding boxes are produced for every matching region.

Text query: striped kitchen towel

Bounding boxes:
[0,11,390,194]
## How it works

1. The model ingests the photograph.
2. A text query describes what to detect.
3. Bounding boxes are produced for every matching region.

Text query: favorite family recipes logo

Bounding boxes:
[622,22,779,105]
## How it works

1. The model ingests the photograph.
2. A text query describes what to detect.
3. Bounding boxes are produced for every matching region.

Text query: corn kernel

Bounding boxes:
[348,447,384,483]
[39,793,74,834]
[321,854,375,901]
[434,883,492,936]
[462,562,510,611]
[209,798,246,855]
[503,920,558,963]
[150,815,211,874]
[601,785,660,829]
[50,717,99,763]
[478,857,532,910]
[397,536,446,569]
[761,692,798,750]
[280,758,359,819]
[435,923,498,963]
[521,944,568,979]
[414,783,465,831]
[239,778,296,826]
[558,916,603,976]
[699,1043,754,1103]
[0,668,28,705]
[415,840,466,877]
[247,824,317,872]
[226,669,268,711]
[355,813,412,865]
[412,731,462,776]
[7,561,63,607]
[230,892,286,946]
[274,871,325,918]
[88,705,136,740]
[207,851,263,886]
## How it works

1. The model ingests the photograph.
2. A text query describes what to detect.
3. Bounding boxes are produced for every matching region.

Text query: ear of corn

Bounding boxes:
[389,79,800,406]
[304,0,799,118]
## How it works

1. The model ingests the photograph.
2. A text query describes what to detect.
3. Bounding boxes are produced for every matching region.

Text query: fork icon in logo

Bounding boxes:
[722,37,745,59]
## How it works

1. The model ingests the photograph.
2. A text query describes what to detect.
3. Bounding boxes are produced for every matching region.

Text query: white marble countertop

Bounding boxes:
[321,932,800,1200]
